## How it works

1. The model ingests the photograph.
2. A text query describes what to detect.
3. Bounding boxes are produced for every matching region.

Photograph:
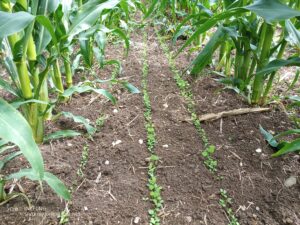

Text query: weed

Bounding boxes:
[219,189,240,225]
[95,114,107,129]
[155,28,217,172]
[202,145,218,172]
[77,145,89,177]
[59,206,70,225]
[142,30,163,225]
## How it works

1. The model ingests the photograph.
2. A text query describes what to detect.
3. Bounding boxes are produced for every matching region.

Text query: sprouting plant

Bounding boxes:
[219,189,240,225]
[202,145,217,172]
[142,30,163,225]
[77,145,89,177]
[155,28,217,173]
[59,206,70,225]
[96,114,107,129]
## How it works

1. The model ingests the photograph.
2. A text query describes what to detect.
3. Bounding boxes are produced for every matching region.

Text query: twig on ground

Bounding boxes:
[199,108,270,122]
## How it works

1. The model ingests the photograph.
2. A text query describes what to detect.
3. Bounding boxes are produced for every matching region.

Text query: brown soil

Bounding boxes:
[0,25,299,225]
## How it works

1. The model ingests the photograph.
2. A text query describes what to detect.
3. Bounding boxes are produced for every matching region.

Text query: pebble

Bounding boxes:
[255,148,262,153]
[284,176,297,188]
[139,139,144,145]
[163,144,169,148]
[84,206,88,211]
[133,217,141,224]
[113,109,118,114]
[112,140,122,146]
[67,142,73,147]
[104,160,110,165]
[255,206,260,211]
[163,103,168,108]
[185,216,192,223]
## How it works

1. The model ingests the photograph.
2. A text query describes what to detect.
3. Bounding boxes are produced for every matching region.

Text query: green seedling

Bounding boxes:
[77,145,89,177]
[142,30,163,225]
[156,29,217,172]
[96,114,107,129]
[219,189,240,225]
[202,145,217,172]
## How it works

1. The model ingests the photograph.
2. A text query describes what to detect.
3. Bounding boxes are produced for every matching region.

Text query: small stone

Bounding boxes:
[84,206,88,211]
[104,160,110,165]
[186,216,192,223]
[163,144,169,148]
[284,176,297,188]
[255,206,260,211]
[133,216,141,224]
[138,139,144,145]
[255,148,262,153]
[240,162,243,167]
[113,109,118,114]
[163,103,168,108]
[240,205,247,211]
[67,142,72,147]
[112,140,122,146]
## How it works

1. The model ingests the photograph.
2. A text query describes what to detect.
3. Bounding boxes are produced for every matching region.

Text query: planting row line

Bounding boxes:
[141,29,163,225]
[155,28,240,225]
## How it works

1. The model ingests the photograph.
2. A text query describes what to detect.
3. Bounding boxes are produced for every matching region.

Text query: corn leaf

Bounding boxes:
[43,172,71,200]
[62,85,116,104]
[8,168,71,200]
[284,20,300,49]
[256,57,300,76]
[0,11,35,38]
[245,0,300,23]
[0,151,22,171]
[69,0,120,39]
[259,125,278,148]
[44,130,81,142]
[60,112,96,135]
[272,138,300,157]
[0,99,44,179]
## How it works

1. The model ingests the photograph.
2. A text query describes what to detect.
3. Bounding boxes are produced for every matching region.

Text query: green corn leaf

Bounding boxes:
[36,15,58,45]
[284,20,300,49]
[121,82,140,94]
[0,77,18,97]
[144,0,159,18]
[0,11,35,38]
[44,130,81,142]
[259,125,278,148]
[60,112,96,135]
[43,172,71,200]
[190,26,235,75]
[272,138,300,157]
[245,0,300,23]
[0,151,22,171]
[8,169,70,200]
[8,168,40,181]
[11,99,49,109]
[69,0,120,39]
[62,85,116,104]
[0,145,15,155]
[256,57,300,76]
[112,28,130,55]
[274,129,300,140]
[175,7,246,56]
[35,0,60,54]
[0,99,44,179]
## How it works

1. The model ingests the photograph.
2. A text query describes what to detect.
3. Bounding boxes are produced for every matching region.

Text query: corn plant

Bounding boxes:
[175,0,300,105]
[0,99,70,204]
[260,125,300,157]
[0,0,138,143]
